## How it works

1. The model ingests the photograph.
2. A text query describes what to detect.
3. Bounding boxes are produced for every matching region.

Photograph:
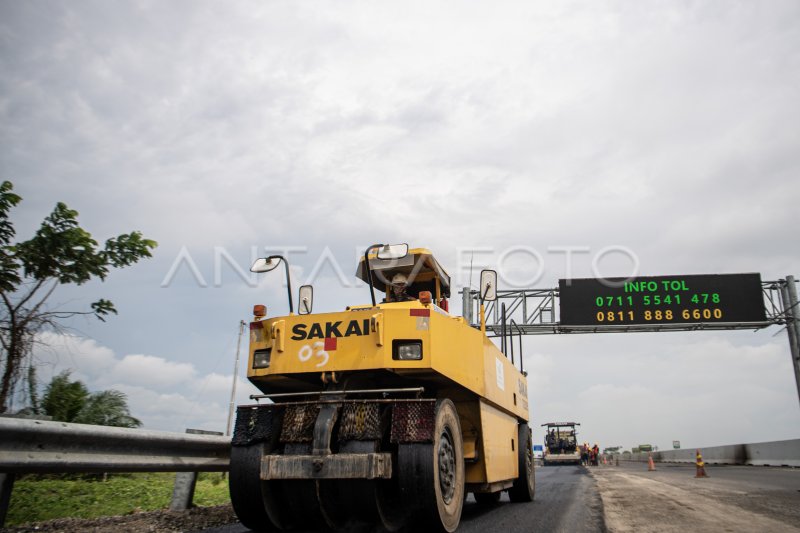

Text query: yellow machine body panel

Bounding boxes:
[249,305,434,376]
[248,301,529,422]
[477,400,519,483]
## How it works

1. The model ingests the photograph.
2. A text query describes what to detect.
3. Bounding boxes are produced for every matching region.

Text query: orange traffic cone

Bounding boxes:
[695,449,708,478]
[647,452,656,471]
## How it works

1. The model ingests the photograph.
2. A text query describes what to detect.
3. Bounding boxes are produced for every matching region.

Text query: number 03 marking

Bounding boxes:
[298,342,330,368]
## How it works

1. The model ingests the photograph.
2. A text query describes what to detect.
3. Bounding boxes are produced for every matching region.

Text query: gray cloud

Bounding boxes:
[2,1,798,444]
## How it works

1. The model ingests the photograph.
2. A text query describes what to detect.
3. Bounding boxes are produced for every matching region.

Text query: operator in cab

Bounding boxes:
[390,273,417,302]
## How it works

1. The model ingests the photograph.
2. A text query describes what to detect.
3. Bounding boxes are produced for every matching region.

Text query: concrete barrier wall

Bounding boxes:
[746,440,800,467]
[619,438,800,467]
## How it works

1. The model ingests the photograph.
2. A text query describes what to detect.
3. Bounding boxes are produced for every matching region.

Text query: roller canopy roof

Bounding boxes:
[356,247,451,298]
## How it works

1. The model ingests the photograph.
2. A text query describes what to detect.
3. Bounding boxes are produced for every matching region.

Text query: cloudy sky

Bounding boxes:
[1,1,798,450]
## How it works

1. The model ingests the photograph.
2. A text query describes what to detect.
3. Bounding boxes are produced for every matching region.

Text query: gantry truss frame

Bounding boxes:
[460,278,797,336]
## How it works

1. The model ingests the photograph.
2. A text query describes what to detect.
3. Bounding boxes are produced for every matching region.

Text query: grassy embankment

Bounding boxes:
[6,472,230,527]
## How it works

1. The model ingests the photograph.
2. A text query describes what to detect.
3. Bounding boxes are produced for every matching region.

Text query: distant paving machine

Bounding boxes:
[229,245,534,532]
[541,422,581,466]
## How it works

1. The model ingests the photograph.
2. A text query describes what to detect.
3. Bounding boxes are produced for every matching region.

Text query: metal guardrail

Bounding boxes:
[0,418,231,527]
[0,417,230,473]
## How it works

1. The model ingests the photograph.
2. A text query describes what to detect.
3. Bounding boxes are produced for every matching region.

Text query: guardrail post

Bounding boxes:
[169,429,223,511]
[0,473,15,528]
[170,470,198,511]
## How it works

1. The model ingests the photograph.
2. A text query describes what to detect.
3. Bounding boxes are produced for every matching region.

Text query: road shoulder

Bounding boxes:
[589,465,800,533]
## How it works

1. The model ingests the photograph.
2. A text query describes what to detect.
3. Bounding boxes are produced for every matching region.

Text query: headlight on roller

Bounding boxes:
[253,348,271,369]
[393,340,422,361]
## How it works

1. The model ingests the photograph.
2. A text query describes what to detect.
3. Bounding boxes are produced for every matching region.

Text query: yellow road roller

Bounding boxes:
[229,244,533,531]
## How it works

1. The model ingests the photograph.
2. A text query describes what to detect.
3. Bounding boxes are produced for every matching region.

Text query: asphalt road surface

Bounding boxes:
[207,462,800,533]
[207,464,605,533]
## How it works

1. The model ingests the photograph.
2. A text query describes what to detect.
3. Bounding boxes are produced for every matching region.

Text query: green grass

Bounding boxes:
[6,472,231,526]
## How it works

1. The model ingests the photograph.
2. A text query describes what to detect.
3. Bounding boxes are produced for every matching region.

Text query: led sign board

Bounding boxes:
[559,273,766,326]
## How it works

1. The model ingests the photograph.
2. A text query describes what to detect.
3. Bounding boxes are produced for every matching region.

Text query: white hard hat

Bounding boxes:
[392,273,408,286]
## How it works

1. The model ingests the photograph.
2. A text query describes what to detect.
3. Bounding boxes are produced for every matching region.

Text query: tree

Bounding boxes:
[41,371,141,428]
[74,389,141,428]
[41,370,89,422]
[0,181,157,413]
